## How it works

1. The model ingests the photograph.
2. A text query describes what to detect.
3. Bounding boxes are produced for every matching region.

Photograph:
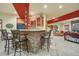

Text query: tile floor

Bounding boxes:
[0,36,79,56]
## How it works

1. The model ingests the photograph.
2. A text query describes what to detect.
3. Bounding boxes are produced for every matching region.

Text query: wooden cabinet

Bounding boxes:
[17,14,47,31]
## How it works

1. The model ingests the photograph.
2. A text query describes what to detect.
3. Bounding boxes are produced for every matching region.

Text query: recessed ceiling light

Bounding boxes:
[30,12,35,15]
[59,5,63,9]
[52,17,56,19]
[43,4,48,8]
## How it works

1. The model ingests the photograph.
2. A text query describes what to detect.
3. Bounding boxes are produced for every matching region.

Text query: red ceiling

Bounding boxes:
[13,3,29,29]
[13,3,29,22]
[48,10,79,24]
[13,4,79,25]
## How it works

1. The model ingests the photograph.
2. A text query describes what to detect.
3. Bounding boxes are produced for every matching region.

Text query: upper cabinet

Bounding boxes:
[17,14,47,31]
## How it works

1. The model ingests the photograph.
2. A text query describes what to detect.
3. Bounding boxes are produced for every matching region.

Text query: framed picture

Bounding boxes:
[64,25,69,31]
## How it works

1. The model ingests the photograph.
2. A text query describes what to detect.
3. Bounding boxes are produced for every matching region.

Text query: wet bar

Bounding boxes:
[0,3,79,56]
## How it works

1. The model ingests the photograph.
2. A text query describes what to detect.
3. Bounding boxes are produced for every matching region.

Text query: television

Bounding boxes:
[71,20,79,32]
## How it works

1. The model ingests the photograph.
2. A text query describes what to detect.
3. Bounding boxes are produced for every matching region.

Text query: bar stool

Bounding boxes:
[40,30,52,52]
[11,30,28,56]
[0,29,13,55]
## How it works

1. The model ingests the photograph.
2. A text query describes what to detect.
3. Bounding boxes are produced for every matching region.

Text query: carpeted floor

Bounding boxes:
[0,36,79,56]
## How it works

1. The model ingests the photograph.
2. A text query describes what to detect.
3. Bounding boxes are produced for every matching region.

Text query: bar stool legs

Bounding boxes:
[7,40,10,55]
[4,40,10,55]
[47,39,50,52]
[5,40,7,52]
[14,43,17,56]
[14,42,22,56]
[20,43,21,56]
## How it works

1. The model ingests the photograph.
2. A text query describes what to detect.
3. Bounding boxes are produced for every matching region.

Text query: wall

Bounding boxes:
[48,17,79,32]
[0,13,18,30]
[63,17,79,32]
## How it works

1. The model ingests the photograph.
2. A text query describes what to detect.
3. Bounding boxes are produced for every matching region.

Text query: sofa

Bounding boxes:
[64,32,79,43]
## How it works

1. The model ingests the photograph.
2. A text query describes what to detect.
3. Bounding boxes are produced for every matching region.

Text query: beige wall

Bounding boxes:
[48,17,79,32]
[0,14,17,30]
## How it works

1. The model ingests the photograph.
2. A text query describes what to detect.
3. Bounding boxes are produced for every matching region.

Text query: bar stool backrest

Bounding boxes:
[11,30,20,42]
[48,30,52,40]
[0,29,8,40]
